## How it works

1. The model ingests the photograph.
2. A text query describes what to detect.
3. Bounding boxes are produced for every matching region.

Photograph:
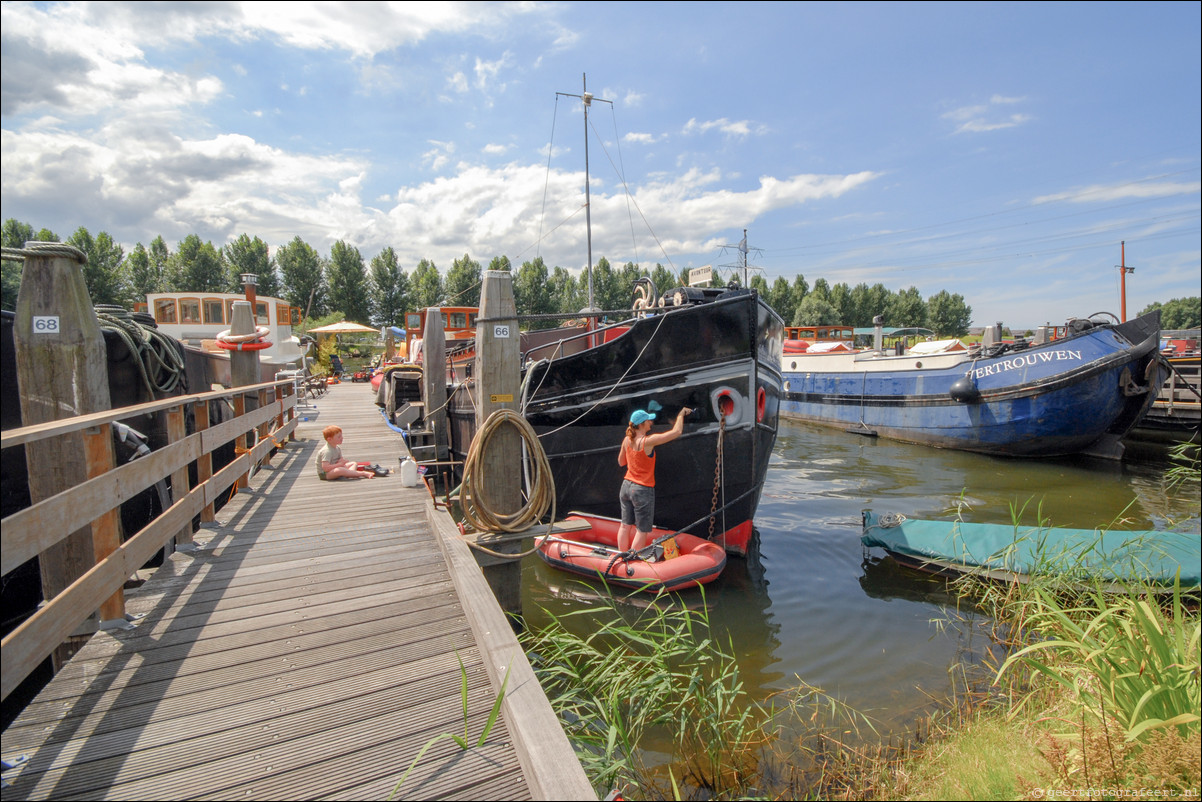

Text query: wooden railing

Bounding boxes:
[0,378,298,701]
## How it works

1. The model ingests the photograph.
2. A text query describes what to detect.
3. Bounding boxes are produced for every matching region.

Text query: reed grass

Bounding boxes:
[520,584,774,799]
[388,652,510,800]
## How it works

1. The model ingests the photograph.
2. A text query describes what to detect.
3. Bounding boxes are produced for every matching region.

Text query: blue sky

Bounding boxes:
[2,1,1199,327]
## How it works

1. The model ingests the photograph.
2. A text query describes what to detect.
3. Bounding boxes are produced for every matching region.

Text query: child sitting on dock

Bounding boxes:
[315,425,375,480]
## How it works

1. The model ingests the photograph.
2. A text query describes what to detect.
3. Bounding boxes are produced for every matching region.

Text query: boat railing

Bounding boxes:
[516,291,758,363]
[0,377,299,702]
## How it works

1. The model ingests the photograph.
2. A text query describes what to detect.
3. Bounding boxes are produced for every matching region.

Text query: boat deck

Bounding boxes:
[1,382,593,801]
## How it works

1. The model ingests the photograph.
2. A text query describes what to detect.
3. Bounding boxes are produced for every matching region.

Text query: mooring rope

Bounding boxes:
[458,408,557,559]
[95,307,188,397]
[1,243,87,263]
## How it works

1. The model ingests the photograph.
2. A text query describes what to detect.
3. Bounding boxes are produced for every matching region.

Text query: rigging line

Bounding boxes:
[512,204,589,262]
[538,93,561,263]
[606,99,640,268]
[840,211,1202,268]
[811,226,1202,275]
[791,197,1202,260]
[771,169,1202,256]
[585,113,676,270]
[533,312,670,440]
[782,215,1201,276]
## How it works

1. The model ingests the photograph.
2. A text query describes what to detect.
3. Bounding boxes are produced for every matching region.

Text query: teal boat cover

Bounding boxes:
[862,511,1201,587]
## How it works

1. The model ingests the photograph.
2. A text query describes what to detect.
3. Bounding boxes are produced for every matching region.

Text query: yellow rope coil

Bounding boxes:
[459,408,556,536]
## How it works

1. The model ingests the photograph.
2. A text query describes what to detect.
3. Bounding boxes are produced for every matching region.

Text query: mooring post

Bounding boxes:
[228,300,260,488]
[422,307,448,459]
[475,270,523,613]
[12,242,115,667]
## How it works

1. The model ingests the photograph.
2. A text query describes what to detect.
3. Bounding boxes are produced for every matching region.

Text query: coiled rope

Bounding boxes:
[95,305,188,397]
[1,243,87,263]
[458,408,557,557]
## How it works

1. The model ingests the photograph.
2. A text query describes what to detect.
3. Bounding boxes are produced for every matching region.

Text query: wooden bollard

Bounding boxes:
[12,242,116,666]
[422,306,448,459]
[474,271,522,613]
[228,301,259,488]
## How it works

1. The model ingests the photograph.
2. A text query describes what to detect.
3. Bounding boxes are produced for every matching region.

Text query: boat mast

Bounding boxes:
[583,74,594,313]
[556,74,611,316]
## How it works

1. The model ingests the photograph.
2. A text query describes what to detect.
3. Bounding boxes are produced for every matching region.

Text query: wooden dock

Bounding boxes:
[1,382,594,800]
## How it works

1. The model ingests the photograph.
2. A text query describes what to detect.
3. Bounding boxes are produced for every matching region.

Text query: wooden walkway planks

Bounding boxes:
[2,381,594,801]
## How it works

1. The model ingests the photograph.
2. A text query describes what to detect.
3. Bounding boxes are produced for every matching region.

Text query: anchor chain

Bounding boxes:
[708,413,726,540]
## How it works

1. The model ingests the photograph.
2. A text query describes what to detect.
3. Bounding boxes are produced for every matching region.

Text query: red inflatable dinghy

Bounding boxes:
[535,513,726,592]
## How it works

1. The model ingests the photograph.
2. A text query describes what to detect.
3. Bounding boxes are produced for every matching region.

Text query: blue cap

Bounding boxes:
[630,409,656,425]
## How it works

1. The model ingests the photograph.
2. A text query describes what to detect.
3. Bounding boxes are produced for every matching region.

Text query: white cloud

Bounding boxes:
[422,140,456,172]
[1034,177,1202,204]
[682,117,764,138]
[624,132,657,145]
[943,95,1034,134]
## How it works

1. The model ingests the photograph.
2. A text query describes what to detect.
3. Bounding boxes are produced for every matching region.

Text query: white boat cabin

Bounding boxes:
[139,291,307,367]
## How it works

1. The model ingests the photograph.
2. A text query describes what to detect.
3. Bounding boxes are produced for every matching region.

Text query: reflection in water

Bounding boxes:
[520,419,1199,737]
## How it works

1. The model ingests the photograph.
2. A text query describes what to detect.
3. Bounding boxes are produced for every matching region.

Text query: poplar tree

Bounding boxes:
[68,226,128,305]
[224,234,280,298]
[514,256,552,328]
[444,253,482,307]
[277,236,325,320]
[326,240,371,323]
[369,247,408,328]
[410,259,443,309]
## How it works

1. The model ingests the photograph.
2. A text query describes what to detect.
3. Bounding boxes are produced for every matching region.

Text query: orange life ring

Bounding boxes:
[216,339,272,351]
[216,325,272,351]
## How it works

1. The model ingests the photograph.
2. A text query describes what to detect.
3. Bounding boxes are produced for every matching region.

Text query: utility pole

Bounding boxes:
[719,229,763,288]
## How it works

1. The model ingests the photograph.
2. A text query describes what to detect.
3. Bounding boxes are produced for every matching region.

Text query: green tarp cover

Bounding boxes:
[862,511,1201,586]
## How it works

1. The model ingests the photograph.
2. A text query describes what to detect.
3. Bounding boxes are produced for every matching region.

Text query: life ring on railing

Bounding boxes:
[710,385,745,426]
[217,339,272,351]
[216,326,272,351]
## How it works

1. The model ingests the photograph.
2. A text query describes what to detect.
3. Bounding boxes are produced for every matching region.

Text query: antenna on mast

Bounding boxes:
[556,73,612,313]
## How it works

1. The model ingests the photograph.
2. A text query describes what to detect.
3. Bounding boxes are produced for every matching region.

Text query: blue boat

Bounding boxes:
[862,510,1201,588]
[780,311,1164,459]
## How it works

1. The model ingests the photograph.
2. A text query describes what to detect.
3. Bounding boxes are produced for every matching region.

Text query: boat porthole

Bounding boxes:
[915,361,923,368]
[783,379,791,392]
[789,360,798,370]
[710,386,745,425]
[756,387,767,422]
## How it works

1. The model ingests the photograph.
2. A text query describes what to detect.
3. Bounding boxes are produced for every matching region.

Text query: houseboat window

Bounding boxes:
[256,302,269,325]
[134,302,148,315]
[179,298,201,324]
[203,299,224,324]
[449,312,468,329]
[406,313,421,329]
[277,305,291,328]
[468,313,478,328]
[154,298,178,324]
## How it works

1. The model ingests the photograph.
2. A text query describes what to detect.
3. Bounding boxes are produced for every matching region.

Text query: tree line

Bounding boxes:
[7,217,1192,336]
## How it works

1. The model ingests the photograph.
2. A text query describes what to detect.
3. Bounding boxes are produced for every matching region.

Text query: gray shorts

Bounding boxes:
[619,479,655,532]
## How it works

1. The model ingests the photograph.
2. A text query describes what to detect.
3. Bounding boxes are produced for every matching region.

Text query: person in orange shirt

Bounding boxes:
[616,405,692,553]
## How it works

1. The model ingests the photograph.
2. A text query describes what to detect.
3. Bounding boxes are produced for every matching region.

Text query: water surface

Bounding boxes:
[521,420,1200,732]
